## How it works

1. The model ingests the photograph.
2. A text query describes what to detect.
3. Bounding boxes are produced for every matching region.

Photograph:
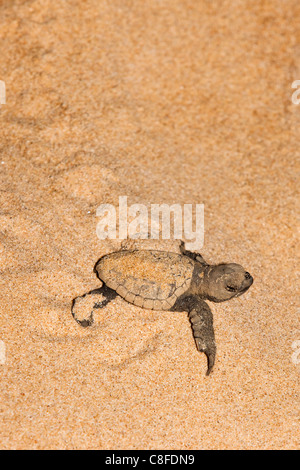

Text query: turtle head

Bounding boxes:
[204,263,253,302]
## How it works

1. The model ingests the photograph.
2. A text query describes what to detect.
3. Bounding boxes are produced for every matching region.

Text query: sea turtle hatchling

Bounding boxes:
[72,242,253,375]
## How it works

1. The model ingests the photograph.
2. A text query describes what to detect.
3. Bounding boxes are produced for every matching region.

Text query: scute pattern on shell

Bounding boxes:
[95,249,194,310]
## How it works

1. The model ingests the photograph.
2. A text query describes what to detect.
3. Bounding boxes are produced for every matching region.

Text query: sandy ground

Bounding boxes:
[0,0,299,450]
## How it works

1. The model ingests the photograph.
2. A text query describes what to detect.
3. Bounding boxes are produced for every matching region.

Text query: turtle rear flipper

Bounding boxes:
[72,285,117,327]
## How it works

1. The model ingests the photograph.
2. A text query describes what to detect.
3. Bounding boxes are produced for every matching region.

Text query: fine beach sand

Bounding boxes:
[0,0,299,449]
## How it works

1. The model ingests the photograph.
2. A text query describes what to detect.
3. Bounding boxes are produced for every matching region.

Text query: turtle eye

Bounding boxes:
[226,285,236,292]
[245,272,251,279]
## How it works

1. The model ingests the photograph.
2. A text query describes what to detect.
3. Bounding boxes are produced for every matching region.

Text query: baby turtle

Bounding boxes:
[72,242,253,375]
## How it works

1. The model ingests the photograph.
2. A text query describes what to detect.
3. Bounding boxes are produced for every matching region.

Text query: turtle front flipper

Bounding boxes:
[72,284,117,327]
[171,294,216,376]
[179,241,208,266]
[188,299,216,375]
